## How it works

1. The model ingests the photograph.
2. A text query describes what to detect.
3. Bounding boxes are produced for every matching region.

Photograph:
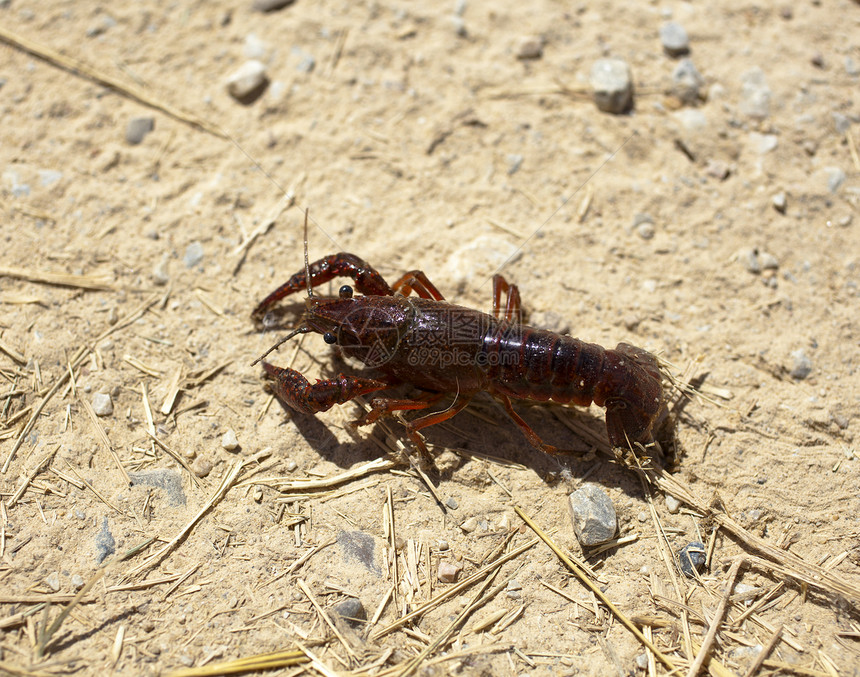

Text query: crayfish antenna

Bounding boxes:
[303,208,313,299]
[251,325,311,366]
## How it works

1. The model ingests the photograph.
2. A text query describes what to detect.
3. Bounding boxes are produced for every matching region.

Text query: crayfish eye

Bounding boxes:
[339,285,353,299]
[323,332,337,345]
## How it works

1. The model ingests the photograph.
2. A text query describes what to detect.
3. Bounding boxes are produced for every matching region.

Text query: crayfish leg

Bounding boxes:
[497,394,559,455]
[391,270,445,301]
[262,362,388,415]
[353,394,472,456]
[492,275,522,323]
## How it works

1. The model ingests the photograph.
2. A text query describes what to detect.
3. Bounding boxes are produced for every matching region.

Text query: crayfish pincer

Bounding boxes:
[252,252,664,455]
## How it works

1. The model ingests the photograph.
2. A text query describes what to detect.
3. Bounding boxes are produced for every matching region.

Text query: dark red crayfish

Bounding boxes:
[252,253,664,455]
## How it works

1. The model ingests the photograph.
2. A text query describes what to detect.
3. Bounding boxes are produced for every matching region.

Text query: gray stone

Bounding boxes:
[226,60,269,103]
[221,429,240,452]
[832,112,851,135]
[445,496,459,510]
[184,241,204,268]
[845,57,859,77]
[252,0,295,12]
[671,58,704,105]
[126,117,155,145]
[568,484,617,546]
[590,58,633,114]
[825,167,846,193]
[678,541,706,577]
[95,516,116,564]
[790,349,812,380]
[129,468,186,506]
[91,392,113,417]
[337,530,381,576]
[71,574,85,589]
[660,21,690,57]
[331,598,366,628]
[739,67,771,119]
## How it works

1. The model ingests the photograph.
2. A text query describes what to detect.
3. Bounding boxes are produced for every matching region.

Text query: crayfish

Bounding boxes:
[252,243,664,456]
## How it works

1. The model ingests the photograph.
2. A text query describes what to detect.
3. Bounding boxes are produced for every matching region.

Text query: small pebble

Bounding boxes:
[253,486,263,503]
[184,241,204,268]
[252,0,295,12]
[790,349,813,380]
[749,132,778,154]
[659,21,690,57]
[810,51,825,69]
[331,598,366,627]
[590,58,633,114]
[438,560,462,583]
[516,35,544,60]
[506,154,524,175]
[226,60,269,103]
[191,456,213,478]
[758,251,779,270]
[845,57,859,77]
[705,159,730,180]
[497,513,511,531]
[635,652,649,670]
[739,67,771,119]
[460,516,478,533]
[832,112,851,135]
[671,58,704,105]
[44,572,61,592]
[445,496,459,510]
[125,116,154,145]
[569,485,617,546]
[291,46,316,73]
[436,539,449,551]
[152,254,170,285]
[450,15,467,37]
[678,541,706,577]
[285,459,298,472]
[637,221,655,240]
[71,574,85,590]
[665,495,681,514]
[92,393,113,417]
[825,167,846,193]
[772,192,787,213]
[221,429,240,452]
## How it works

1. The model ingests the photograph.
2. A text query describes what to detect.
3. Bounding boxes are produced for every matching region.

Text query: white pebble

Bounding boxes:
[92,393,113,417]
[226,60,269,102]
[221,429,240,452]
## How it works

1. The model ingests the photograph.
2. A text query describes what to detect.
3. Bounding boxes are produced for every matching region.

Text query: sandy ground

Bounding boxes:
[1,0,859,675]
